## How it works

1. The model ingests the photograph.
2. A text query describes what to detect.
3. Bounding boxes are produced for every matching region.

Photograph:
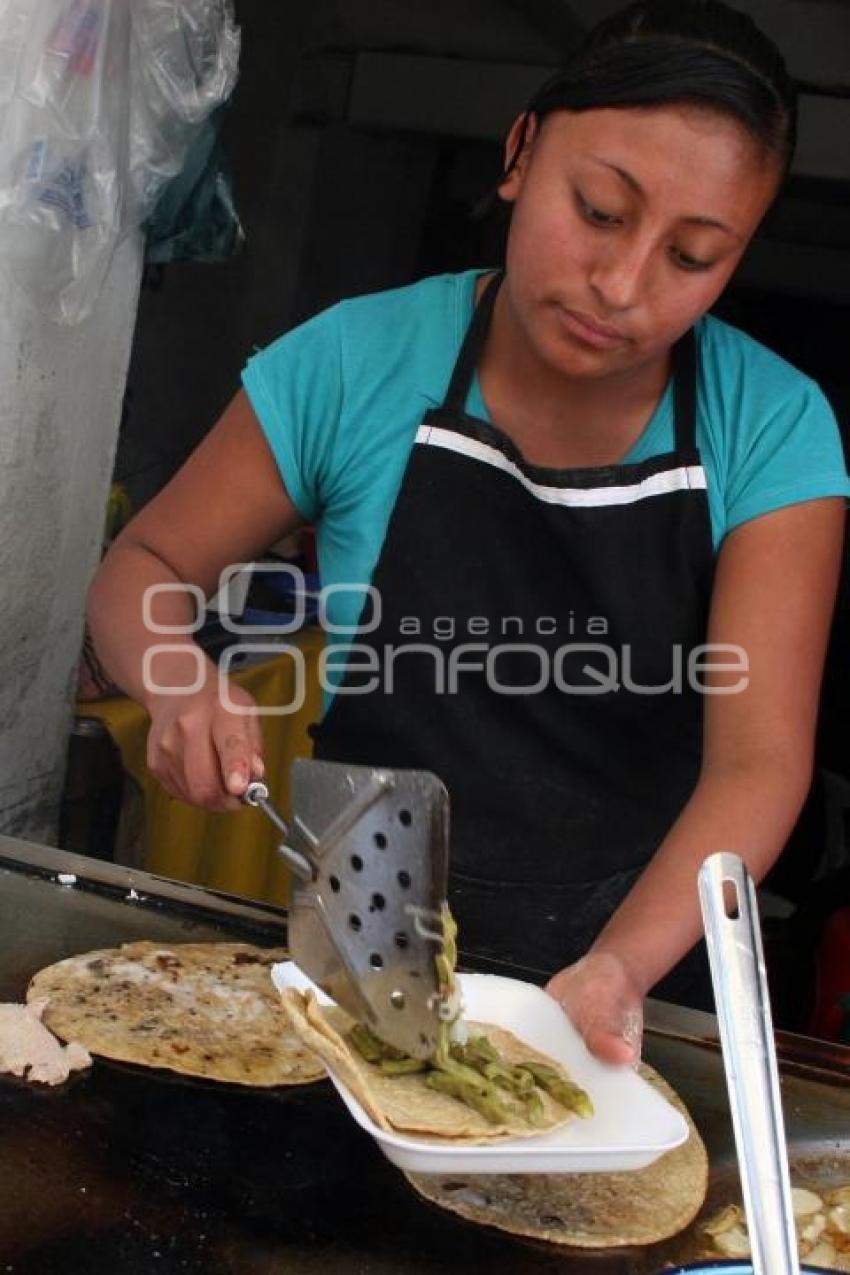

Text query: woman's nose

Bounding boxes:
[587,235,651,312]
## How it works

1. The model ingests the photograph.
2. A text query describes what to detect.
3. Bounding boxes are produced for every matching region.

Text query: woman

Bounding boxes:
[88,0,849,1064]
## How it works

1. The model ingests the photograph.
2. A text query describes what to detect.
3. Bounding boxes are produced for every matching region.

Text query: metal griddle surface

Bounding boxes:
[1,838,849,1275]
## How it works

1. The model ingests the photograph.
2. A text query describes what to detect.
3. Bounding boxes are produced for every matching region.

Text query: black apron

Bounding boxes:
[313,274,715,1005]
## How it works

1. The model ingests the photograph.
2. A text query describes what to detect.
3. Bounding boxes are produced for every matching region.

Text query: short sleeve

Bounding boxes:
[241,305,344,522]
[724,376,850,535]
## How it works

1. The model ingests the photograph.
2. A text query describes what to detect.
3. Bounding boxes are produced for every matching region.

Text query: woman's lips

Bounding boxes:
[558,307,629,350]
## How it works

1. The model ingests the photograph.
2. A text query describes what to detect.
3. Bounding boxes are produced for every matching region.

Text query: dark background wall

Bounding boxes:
[116,0,578,508]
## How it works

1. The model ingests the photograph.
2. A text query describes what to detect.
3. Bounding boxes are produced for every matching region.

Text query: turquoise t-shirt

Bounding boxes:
[243,269,850,640]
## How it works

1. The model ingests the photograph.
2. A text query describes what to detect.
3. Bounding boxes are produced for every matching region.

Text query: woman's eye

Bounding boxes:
[671,248,713,272]
[576,193,622,227]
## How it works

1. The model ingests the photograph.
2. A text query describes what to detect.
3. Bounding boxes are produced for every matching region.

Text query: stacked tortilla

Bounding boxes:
[280,986,586,1141]
[405,1066,708,1248]
[27,942,709,1250]
[280,987,708,1248]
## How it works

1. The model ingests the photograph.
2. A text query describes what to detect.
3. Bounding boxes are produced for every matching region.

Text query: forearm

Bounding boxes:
[87,539,216,712]
[588,751,812,996]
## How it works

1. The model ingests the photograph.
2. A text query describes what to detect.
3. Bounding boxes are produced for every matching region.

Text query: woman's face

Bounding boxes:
[499,105,781,380]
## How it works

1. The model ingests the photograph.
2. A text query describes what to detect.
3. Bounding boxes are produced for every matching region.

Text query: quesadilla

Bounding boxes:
[27,941,325,1088]
[405,1063,708,1246]
[280,986,591,1142]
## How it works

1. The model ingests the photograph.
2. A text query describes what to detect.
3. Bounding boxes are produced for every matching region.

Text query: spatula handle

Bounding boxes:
[243,782,314,882]
[698,852,799,1275]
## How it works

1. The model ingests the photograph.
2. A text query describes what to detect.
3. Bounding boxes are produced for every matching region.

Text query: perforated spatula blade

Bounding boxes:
[246,759,451,1059]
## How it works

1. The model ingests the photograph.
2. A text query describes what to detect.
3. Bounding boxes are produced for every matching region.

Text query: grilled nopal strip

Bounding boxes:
[348,906,593,1129]
[349,1020,591,1128]
[521,1060,595,1119]
[350,1023,428,1074]
[426,1069,514,1125]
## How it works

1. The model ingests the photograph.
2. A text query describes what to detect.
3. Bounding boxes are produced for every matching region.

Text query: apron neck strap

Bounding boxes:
[442,271,502,415]
[672,327,698,453]
[444,271,699,455]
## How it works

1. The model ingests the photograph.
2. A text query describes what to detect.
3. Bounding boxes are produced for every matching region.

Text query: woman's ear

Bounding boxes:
[498,112,539,203]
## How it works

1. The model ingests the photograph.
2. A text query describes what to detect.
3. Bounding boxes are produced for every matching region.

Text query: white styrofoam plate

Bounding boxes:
[271,961,689,1175]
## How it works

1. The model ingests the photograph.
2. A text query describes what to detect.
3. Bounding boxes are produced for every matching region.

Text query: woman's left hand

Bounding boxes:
[546,952,644,1066]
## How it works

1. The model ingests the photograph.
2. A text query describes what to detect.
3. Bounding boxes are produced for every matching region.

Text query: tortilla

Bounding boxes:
[404,1064,708,1248]
[26,941,325,1088]
[279,987,583,1142]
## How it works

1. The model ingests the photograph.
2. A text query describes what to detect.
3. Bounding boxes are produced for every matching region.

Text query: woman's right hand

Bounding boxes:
[146,677,265,812]
[86,389,303,809]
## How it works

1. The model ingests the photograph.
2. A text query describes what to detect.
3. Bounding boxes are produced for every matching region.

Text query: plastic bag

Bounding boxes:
[0,0,239,324]
[144,107,244,265]
[129,0,239,218]
[0,0,132,323]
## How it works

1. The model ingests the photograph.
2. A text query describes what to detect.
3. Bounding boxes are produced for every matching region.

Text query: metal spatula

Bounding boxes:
[698,851,800,1275]
[245,759,452,1059]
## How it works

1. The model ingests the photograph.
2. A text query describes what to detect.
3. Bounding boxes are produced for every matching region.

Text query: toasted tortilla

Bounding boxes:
[279,987,582,1142]
[404,1064,708,1248]
[27,941,325,1088]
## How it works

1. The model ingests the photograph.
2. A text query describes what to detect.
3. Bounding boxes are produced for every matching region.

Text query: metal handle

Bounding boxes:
[242,781,314,882]
[698,852,799,1275]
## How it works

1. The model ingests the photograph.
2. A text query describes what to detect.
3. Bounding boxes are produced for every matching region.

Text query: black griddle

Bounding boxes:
[1,834,849,1275]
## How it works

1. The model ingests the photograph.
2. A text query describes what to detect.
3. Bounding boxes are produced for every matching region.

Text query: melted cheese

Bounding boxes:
[0,998,91,1085]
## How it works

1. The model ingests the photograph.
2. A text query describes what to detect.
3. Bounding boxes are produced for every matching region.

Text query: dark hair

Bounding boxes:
[516,0,796,174]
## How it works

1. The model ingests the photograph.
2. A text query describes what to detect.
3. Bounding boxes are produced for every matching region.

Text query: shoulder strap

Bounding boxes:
[442,272,503,414]
[673,327,698,453]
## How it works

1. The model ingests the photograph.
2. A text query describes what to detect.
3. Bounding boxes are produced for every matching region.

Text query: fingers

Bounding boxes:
[216,729,256,799]
[215,698,266,798]
[581,1024,637,1066]
[184,730,244,812]
[565,999,642,1066]
[619,1005,644,1065]
[545,954,644,1068]
[146,687,265,811]
[544,969,572,1004]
